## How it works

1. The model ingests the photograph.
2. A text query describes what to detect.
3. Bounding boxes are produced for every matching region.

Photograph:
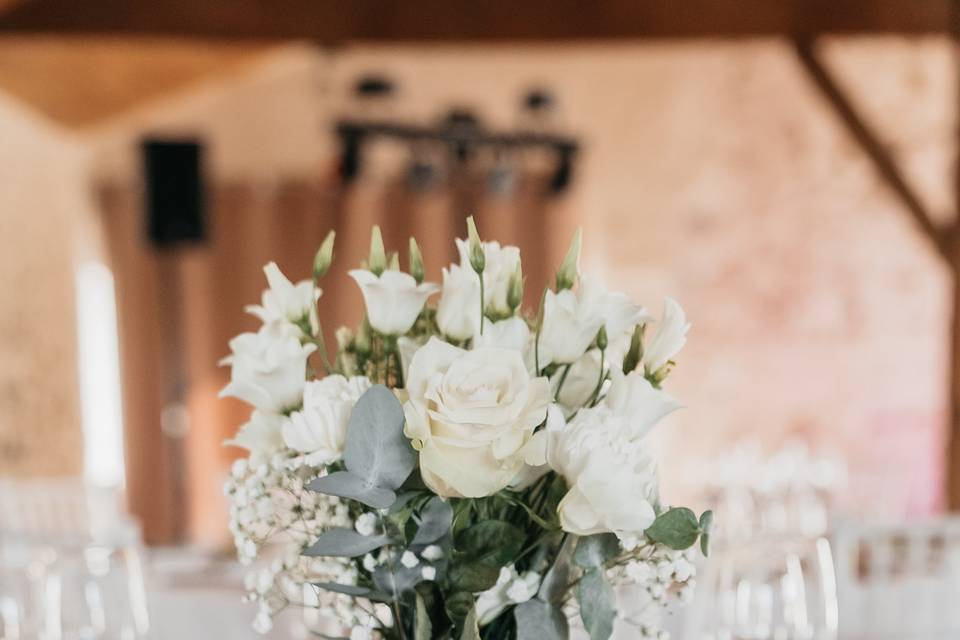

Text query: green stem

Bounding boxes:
[554,364,572,402]
[587,348,606,407]
[534,287,548,375]
[478,272,486,335]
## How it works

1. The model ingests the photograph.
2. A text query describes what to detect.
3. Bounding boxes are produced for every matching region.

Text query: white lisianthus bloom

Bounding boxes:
[455,238,521,316]
[435,263,481,341]
[473,316,530,352]
[475,566,541,626]
[397,335,426,383]
[245,262,319,334]
[403,338,551,498]
[281,375,371,466]
[643,297,690,372]
[348,269,439,336]
[219,322,316,413]
[552,333,632,415]
[539,276,647,366]
[529,373,680,539]
[225,411,285,465]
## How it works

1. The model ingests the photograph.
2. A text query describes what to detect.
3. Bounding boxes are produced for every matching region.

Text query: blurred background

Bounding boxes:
[2,1,960,638]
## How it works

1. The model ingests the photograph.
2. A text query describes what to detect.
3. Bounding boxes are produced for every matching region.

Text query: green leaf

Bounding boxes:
[515,600,569,639]
[411,497,454,546]
[459,604,481,640]
[578,568,615,640]
[448,562,501,593]
[699,510,714,557]
[307,471,397,509]
[372,563,424,596]
[573,534,620,569]
[312,582,391,602]
[415,592,432,640]
[444,591,475,630]
[343,385,416,490]
[455,520,524,567]
[644,507,701,550]
[303,528,390,558]
[538,536,574,605]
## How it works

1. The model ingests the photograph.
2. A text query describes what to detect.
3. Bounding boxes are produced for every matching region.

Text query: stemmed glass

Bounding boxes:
[44,543,151,640]
[688,537,838,640]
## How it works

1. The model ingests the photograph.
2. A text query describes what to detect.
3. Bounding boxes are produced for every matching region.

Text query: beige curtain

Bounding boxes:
[97,170,564,545]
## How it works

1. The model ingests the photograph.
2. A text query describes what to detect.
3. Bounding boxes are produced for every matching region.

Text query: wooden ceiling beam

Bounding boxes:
[0,0,953,42]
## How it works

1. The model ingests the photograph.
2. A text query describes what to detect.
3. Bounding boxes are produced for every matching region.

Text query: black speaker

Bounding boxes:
[142,139,206,248]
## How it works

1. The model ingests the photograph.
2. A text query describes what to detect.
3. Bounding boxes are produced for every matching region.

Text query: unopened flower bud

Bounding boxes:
[555,227,582,290]
[622,323,645,374]
[596,325,608,351]
[368,225,387,276]
[507,261,524,312]
[312,230,335,281]
[466,215,485,274]
[335,326,354,351]
[355,318,372,356]
[387,251,400,272]
[409,237,425,284]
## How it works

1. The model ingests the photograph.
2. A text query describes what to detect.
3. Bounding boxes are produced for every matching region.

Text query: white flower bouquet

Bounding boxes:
[222,218,710,639]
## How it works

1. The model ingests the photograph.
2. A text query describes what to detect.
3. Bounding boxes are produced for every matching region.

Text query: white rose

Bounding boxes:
[455,238,521,316]
[219,322,316,413]
[397,335,426,384]
[436,263,481,341]
[245,262,319,334]
[643,297,690,372]
[530,374,679,539]
[225,411,284,464]
[281,375,371,466]
[403,338,551,498]
[349,269,439,336]
[539,276,647,366]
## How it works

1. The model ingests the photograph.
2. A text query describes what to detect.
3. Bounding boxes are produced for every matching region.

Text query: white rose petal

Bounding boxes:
[349,269,439,336]
[403,338,551,498]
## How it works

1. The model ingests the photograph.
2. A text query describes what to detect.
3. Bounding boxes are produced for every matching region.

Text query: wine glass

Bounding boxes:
[687,536,838,640]
[0,547,53,640]
[45,543,151,640]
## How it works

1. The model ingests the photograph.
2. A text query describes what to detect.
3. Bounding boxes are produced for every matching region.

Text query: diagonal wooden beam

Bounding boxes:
[794,37,951,261]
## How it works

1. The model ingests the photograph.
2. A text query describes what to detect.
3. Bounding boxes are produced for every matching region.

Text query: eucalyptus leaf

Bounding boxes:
[307,471,397,510]
[343,385,416,490]
[578,568,615,640]
[415,592,432,640]
[373,563,424,596]
[312,582,391,602]
[699,510,714,557]
[411,497,454,546]
[538,536,574,605]
[515,599,570,640]
[700,532,711,558]
[573,534,620,569]
[644,507,701,550]
[304,528,390,558]
[459,605,481,640]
